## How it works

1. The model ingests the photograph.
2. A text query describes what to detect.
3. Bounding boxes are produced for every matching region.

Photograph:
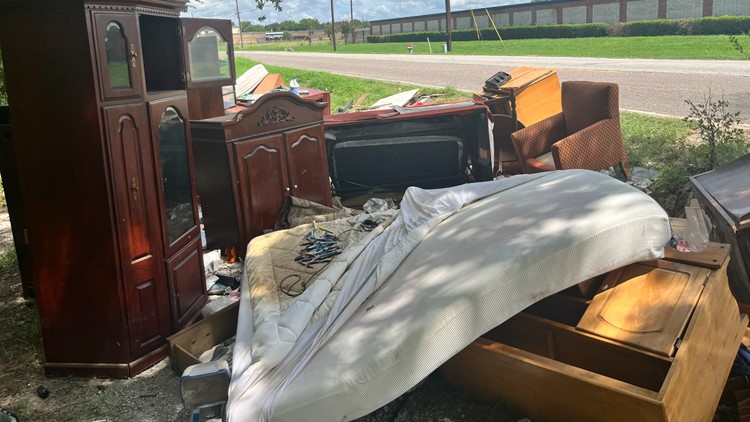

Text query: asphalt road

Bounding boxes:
[237,51,750,120]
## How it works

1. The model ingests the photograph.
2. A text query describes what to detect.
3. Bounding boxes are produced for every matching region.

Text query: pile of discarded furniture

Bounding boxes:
[1,2,749,420]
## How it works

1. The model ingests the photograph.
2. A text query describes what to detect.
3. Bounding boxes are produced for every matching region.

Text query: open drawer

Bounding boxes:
[440,249,747,422]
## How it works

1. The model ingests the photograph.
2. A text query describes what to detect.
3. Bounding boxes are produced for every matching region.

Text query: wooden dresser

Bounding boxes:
[191,92,332,257]
[441,244,746,421]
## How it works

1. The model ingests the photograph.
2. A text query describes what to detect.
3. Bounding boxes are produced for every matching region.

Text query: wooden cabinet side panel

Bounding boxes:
[659,262,747,422]
[513,73,562,128]
[284,125,332,207]
[192,139,241,252]
[0,9,131,366]
[440,340,666,422]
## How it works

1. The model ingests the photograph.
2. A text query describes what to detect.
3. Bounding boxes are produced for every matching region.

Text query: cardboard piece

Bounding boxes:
[168,301,239,375]
[253,74,285,95]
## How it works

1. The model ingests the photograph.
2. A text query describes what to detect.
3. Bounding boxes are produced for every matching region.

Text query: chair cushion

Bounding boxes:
[562,81,618,135]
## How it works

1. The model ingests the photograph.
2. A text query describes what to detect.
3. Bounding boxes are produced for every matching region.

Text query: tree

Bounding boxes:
[299,18,322,30]
[301,18,321,46]
[307,26,315,46]
[241,21,265,33]
[339,20,352,44]
[278,20,298,31]
[323,23,333,41]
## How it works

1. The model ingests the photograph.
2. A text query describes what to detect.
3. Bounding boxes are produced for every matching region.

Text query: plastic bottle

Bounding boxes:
[289,77,300,95]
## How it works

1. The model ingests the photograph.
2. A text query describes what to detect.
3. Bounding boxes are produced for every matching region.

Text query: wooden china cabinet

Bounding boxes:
[0,0,233,377]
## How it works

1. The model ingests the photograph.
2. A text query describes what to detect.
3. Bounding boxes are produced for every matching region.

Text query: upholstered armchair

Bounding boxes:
[511,81,630,177]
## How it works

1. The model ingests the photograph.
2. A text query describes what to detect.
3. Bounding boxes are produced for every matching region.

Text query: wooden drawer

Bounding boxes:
[440,251,747,422]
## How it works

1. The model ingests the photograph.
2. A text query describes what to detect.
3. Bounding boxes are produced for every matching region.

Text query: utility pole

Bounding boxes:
[350,0,354,44]
[330,0,337,51]
[235,0,244,48]
[445,0,452,52]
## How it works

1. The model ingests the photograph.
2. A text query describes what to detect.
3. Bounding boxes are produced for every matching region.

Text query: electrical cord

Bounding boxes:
[278,220,382,297]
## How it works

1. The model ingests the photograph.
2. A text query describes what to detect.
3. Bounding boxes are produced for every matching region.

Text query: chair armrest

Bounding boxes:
[511,113,566,171]
[551,119,627,171]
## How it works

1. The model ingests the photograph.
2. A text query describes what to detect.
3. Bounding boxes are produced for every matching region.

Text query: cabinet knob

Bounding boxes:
[129,44,138,69]
[293,184,298,189]
[130,176,139,200]
[285,187,290,192]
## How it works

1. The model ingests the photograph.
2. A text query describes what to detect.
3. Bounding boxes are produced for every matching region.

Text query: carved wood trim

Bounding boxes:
[290,134,318,149]
[258,106,295,127]
[245,145,278,159]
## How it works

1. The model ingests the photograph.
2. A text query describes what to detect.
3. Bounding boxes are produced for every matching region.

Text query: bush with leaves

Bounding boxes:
[650,95,748,215]
[730,31,750,59]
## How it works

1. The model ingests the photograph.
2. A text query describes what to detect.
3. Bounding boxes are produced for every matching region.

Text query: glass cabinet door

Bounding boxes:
[149,96,199,253]
[180,19,235,88]
[92,11,144,100]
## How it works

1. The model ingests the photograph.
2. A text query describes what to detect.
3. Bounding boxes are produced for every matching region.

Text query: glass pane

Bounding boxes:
[104,22,132,89]
[157,107,195,244]
[187,26,230,82]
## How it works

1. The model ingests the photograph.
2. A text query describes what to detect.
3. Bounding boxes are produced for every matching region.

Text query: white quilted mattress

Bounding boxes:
[228,170,671,421]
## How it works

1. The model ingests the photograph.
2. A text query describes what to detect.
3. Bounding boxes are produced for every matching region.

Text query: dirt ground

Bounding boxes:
[0,210,525,422]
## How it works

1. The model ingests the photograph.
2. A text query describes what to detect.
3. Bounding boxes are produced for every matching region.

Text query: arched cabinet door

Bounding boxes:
[179,18,235,88]
[233,134,290,241]
[284,125,332,207]
[149,95,201,256]
[104,103,171,355]
[91,11,144,100]
[149,94,206,330]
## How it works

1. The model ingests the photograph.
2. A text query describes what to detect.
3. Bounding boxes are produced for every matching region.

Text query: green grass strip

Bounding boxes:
[239,35,748,60]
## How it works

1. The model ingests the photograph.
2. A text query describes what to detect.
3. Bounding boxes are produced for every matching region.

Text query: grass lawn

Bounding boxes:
[236,57,716,215]
[235,57,469,112]
[238,35,748,60]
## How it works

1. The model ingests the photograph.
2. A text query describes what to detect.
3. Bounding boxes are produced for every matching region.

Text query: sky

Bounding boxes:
[183,0,529,24]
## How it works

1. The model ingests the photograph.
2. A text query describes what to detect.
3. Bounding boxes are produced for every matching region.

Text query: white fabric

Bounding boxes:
[536,150,555,166]
[228,170,671,422]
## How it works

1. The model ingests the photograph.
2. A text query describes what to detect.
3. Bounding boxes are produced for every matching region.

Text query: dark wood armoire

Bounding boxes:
[0,0,233,377]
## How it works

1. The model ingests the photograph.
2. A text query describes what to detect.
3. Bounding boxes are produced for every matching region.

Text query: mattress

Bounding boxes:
[228,170,671,421]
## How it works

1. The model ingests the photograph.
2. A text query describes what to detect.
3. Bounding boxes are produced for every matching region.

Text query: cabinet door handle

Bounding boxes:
[131,176,139,200]
[129,44,138,69]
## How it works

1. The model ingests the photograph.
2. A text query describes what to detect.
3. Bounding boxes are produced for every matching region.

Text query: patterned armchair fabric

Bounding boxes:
[511,81,630,177]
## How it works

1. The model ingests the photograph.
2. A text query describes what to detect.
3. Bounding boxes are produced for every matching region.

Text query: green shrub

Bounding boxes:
[730,31,750,58]
[368,23,609,43]
[692,16,750,35]
[622,19,685,36]
[367,16,750,43]
[649,95,749,215]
